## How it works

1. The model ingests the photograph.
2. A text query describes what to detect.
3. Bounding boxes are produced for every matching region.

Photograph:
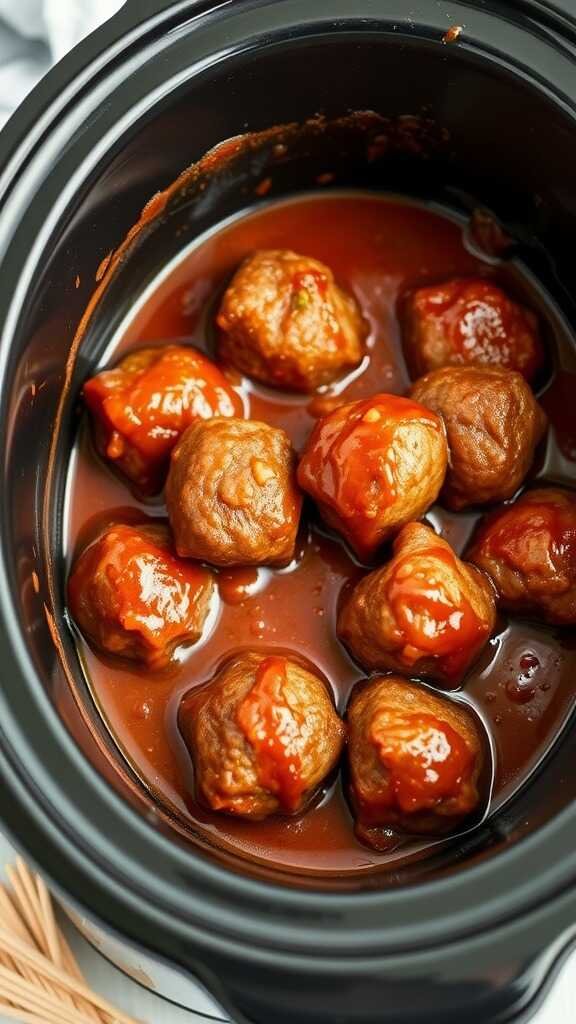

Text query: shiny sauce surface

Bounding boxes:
[65,194,576,875]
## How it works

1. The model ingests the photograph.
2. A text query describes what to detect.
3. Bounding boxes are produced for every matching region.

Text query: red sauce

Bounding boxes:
[84,344,243,495]
[65,194,576,876]
[298,394,441,526]
[67,521,213,669]
[486,500,576,576]
[386,544,490,683]
[370,711,473,813]
[218,567,261,605]
[237,656,305,812]
[408,277,543,380]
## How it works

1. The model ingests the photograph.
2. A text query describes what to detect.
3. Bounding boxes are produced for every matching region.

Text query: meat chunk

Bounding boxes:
[410,366,547,510]
[297,394,447,561]
[166,418,302,566]
[403,277,543,382]
[84,345,243,495]
[67,521,214,668]
[467,487,576,625]
[338,522,496,687]
[217,249,366,392]
[347,676,483,846]
[180,652,345,819]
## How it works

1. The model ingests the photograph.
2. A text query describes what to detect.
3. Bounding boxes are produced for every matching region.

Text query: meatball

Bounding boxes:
[297,394,447,561]
[68,521,214,668]
[347,676,483,845]
[467,488,576,625]
[410,366,547,510]
[83,345,243,495]
[216,249,366,392]
[403,277,543,382]
[180,652,345,819]
[166,417,302,566]
[338,523,496,687]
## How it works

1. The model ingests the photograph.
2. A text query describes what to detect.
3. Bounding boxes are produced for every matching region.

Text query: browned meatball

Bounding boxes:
[166,417,302,567]
[297,394,448,561]
[402,277,543,382]
[410,366,547,510]
[338,523,496,687]
[180,652,345,819]
[347,676,483,846]
[467,488,576,625]
[217,249,366,392]
[67,521,215,668]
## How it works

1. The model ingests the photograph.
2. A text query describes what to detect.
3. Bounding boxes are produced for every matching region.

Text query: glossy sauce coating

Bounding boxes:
[385,539,492,682]
[403,277,543,381]
[65,194,576,876]
[179,650,344,819]
[84,344,243,495]
[374,713,473,813]
[68,521,214,669]
[346,676,482,848]
[337,522,496,687]
[467,488,576,624]
[298,394,447,559]
[237,657,305,811]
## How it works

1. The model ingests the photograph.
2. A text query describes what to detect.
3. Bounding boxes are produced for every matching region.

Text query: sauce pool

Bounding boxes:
[65,193,576,876]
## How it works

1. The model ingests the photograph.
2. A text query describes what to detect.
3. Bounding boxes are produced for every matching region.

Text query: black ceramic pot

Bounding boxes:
[0,2,575,1022]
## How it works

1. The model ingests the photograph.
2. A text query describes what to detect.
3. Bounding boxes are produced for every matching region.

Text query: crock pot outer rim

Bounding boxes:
[3,0,576,190]
[0,0,574,969]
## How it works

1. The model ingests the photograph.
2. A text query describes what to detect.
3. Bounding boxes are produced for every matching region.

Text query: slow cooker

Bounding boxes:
[0,1,575,1021]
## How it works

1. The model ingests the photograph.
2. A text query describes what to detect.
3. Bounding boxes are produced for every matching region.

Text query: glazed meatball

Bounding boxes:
[403,277,543,382]
[297,394,447,561]
[338,523,496,687]
[410,366,547,510]
[467,488,576,625]
[84,345,243,495]
[217,249,366,392]
[179,652,345,819]
[166,417,302,566]
[347,676,483,845]
[68,521,214,668]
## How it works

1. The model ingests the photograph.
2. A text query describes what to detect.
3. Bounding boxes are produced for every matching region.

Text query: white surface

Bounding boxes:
[0,831,573,1023]
[0,0,124,127]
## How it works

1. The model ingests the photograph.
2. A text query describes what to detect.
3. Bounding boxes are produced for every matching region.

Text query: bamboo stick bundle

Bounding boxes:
[0,859,141,1024]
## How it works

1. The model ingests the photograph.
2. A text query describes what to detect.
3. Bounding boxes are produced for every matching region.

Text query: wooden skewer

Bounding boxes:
[0,968,85,1024]
[0,1002,63,1024]
[5,869,45,953]
[0,887,55,998]
[4,871,68,1005]
[34,877,60,969]
[35,874,83,1018]
[0,862,141,1024]
[0,926,140,1024]
[56,923,105,1022]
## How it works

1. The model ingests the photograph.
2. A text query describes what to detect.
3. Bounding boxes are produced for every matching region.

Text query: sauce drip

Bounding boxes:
[84,344,242,495]
[65,193,576,876]
[386,544,489,684]
[300,394,441,522]
[237,656,305,812]
[370,711,473,813]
